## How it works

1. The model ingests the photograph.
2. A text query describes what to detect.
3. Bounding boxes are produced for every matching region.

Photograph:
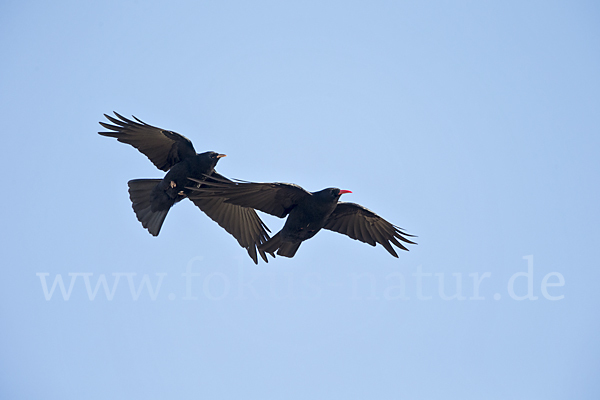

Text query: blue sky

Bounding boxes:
[1,1,599,398]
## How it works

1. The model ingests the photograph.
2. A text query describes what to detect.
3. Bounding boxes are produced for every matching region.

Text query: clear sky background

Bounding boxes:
[1,1,599,399]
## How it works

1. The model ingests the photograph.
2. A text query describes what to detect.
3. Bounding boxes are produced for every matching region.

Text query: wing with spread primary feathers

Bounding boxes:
[323,202,416,257]
[99,112,197,171]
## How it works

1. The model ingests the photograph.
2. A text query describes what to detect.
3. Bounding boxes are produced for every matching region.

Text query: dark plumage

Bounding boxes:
[98,112,272,264]
[188,178,416,258]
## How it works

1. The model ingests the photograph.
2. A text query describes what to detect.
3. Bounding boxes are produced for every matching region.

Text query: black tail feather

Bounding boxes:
[259,232,301,258]
[128,179,169,236]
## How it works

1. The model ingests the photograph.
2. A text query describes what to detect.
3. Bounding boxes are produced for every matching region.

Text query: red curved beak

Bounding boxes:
[339,190,352,195]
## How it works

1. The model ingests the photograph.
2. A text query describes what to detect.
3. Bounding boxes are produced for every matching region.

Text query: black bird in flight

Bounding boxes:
[188,178,415,258]
[98,112,272,264]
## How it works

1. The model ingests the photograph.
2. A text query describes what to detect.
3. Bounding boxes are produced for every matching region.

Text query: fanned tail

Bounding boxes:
[128,179,170,236]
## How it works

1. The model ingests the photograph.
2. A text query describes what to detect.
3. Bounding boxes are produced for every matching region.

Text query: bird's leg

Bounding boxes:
[170,181,177,188]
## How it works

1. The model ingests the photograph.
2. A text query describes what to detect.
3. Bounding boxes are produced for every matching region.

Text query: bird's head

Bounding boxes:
[199,151,227,168]
[315,187,352,202]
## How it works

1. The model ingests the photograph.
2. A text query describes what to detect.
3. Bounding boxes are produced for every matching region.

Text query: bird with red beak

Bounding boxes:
[188,179,415,258]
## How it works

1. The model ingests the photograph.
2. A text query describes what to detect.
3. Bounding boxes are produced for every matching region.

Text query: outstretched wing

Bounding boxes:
[323,202,416,257]
[99,112,197,171]
[187,177,311,218]
[188,172,274,264]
